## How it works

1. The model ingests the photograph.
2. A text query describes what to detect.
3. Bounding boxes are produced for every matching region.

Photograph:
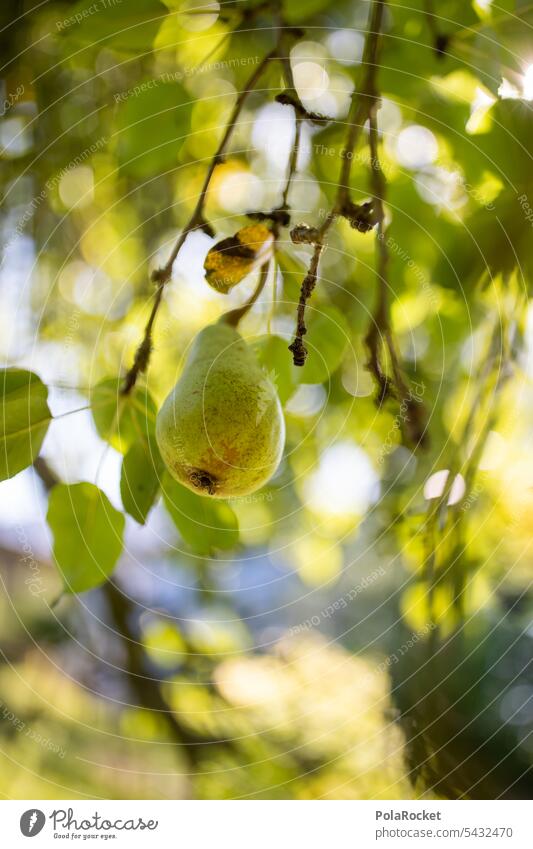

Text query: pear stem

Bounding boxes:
[220,261,271,327]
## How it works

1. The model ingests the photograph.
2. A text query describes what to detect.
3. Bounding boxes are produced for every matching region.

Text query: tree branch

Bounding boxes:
[365,105,392,402]
[287,240,324,366]
[246,16,305,236]
[102,580,236,766]
[423,0,450,57]
[121,47,278,395]
[364,64,427,445]
[274,18,328,126]
[287,0,385,367]
[336,0,385,211]
[225,46,305,331]
[279,114,302,222]
[31,457,235,766]
[33,456,60,490]
[422,312,513,624]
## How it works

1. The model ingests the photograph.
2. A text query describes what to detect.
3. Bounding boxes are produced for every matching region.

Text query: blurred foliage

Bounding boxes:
[0,0,533,800]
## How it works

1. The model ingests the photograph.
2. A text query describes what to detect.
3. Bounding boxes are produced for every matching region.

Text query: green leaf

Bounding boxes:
[283,0,333,23]
[62,0,167,53]
[297,305,350,384]
[477,99,533,188]
[115,82,192,178]
[435,188,533,290]
[47,483,125,593]
[0,369,52,481]
[162,475,239,555]
[493,5,533,66]
[91,378,157,453]
[253,335,296,405]
[120,436,164,524]
[276,249,306,302]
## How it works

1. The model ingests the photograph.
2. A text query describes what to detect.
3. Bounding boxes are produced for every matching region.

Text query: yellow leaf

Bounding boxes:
[203,223,273,293]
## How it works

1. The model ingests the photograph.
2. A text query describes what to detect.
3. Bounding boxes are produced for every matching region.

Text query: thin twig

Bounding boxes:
[423,0,450,57]
[220,94,301,329]
[337,0,385,211]
[365,63,427,444]
[287,0,385,367]
[287,242,324,366]
[422,311,513,626]
[279,115,302,217]
[33,456,60,490]
[282,0,426,446]
[274,19,328,126]
[121,48,277,395]
[364,105,391,403]
[245,114,301,234]
[247,17,305,236]
[226,56,303,330]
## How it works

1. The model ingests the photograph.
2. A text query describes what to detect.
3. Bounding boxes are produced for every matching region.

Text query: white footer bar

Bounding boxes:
[3,800,531,848]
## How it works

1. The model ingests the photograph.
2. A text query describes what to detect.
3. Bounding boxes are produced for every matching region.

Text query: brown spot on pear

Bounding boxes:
[156,322,285,498]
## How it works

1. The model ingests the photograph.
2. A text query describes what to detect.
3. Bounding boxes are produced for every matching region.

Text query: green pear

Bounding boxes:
[156,321,285,498]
